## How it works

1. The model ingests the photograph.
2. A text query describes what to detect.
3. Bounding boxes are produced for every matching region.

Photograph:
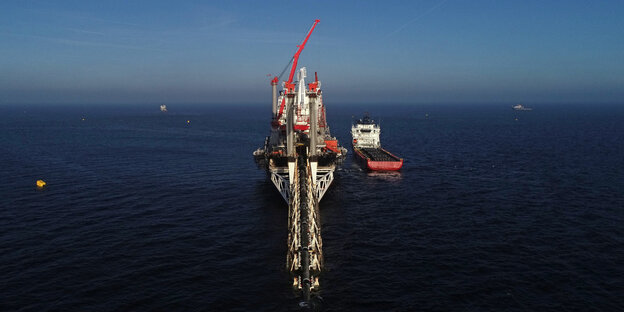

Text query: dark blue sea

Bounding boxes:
[1,103,623,311]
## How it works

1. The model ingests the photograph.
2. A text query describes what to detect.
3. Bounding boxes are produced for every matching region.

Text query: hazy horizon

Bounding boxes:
[2,1,623,105]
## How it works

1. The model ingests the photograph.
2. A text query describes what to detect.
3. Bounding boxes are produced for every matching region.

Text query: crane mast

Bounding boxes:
[275,19,320,122]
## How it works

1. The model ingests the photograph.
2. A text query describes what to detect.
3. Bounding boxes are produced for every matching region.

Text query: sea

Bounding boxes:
[1,103,623,311]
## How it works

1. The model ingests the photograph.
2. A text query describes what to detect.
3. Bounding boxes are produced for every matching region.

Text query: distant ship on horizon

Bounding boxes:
[513,104,532,111]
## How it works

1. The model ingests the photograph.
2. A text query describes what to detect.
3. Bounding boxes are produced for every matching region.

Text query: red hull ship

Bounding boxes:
[353,146,403,171]
[351,115,403,171]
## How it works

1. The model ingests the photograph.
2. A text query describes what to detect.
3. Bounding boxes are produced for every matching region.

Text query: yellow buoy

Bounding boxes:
[36,179,46,188]
[187,120,190,124]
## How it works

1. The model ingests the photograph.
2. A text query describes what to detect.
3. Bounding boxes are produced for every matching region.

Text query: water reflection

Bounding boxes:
[366,171,402,181]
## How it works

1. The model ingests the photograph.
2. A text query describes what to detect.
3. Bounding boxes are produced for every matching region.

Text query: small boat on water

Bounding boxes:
[513,104,532,111]
[351,114,403,171]
[160,104,168,112]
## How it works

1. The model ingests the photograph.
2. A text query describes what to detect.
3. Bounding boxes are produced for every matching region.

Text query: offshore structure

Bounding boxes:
[253,20,345,306]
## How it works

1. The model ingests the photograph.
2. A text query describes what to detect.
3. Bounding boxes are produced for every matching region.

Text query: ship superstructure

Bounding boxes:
[351,114,380,148]
[253,20,345,307]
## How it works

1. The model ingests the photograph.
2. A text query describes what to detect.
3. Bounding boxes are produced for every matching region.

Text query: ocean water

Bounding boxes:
[1,103,623,311]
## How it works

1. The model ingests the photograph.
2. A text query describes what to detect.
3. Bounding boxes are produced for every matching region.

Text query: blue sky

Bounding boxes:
[1,0,623,105]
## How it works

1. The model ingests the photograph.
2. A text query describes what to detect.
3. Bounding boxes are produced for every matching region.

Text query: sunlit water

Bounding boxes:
[1,103,623,311]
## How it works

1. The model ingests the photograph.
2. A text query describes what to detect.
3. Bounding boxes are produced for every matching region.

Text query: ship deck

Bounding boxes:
[358,147,400,162]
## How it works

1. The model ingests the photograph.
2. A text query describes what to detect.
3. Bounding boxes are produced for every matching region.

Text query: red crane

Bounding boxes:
[275,19,320,121]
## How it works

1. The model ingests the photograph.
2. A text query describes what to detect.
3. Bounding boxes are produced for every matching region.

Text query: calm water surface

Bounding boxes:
[1,103,623,311]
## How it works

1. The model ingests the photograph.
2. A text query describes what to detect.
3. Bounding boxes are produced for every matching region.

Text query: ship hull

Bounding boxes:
[353,146,403,171]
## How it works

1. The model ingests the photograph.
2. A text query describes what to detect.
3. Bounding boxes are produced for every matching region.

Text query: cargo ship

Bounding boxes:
[351,114,403,171]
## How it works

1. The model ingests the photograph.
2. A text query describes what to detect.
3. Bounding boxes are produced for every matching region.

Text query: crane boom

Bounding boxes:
[276,19,320,120]
[287,19,320,85]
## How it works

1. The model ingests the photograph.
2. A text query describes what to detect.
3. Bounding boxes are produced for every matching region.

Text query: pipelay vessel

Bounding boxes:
[253,20,345,306]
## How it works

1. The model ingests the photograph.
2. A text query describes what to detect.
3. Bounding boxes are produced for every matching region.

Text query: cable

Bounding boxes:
[278,57,294,82]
